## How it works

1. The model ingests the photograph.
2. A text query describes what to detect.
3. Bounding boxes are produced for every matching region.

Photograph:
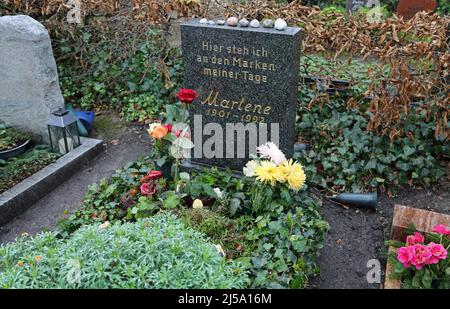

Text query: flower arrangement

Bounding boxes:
[147,88,197,180]
[243,142,306,214]
[243,142,306,191]
[388,224,450,289]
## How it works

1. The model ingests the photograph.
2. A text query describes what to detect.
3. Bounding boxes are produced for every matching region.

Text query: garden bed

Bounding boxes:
[0,125,59,194]
[0,146,59,194]
[54,156,329,289]
[0,138,103,227]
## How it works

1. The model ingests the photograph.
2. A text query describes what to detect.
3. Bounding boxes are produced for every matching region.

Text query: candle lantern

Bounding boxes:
[47,108,81,154]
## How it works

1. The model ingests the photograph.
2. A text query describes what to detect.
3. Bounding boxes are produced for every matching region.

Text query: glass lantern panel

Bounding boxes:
[65,122,81,149]
[48,125,65,154]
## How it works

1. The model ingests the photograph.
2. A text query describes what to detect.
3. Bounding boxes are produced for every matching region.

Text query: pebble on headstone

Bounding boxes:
[216,20,226,26]
[0,15,65,144]
[274,19,287,31]
[199,18,208,24]
[226,17,238,27]
[239,18,249,27]
[262,19,274,28]
[250,19,260,28]
[396,0,437,20]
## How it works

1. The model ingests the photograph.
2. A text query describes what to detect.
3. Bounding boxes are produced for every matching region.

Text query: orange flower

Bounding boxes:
[17,260,25,267]
[150,125,168,139]
[35,255,42,262]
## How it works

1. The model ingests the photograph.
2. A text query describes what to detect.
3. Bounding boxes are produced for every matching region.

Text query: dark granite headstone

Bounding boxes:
[180,19,302,171]
[346,0,369,12]
[396,0,437,20]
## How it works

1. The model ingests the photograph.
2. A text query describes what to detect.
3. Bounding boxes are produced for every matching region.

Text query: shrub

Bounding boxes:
[0,212,249,289]
[56,25,183,117]
[297,55,448,194]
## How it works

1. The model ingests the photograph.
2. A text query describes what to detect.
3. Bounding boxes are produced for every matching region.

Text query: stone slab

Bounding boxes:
[396,0,437,20]
[346,0,369,12]
[180,19,302,171]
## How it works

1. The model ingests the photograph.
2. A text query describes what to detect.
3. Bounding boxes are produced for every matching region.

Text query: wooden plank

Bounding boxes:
[384,246,401,289]
[391,204,450,241]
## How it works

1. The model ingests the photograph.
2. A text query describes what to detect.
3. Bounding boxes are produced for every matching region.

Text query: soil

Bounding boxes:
[0,111,152,244]
[309,179,450,289]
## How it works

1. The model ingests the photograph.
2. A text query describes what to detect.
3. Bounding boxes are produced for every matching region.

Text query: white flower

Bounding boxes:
[147,122,161,134]
[257,142,286,165]
[213,188,224,199]
[192,199,203,209]
[243,160,260,177]
[215,244,225,257]
[99,221,110,229]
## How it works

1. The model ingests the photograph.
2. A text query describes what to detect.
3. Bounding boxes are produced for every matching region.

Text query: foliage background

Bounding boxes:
[0,0,448,192]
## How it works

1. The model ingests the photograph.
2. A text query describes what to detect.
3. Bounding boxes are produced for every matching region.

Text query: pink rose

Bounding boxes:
[411,244,432,270]
[397,246,415,268]
[432,224,450,235]
[140,182,156,196]
[406,232,425,246]
[143,170,163,181]
[426,242,448,265]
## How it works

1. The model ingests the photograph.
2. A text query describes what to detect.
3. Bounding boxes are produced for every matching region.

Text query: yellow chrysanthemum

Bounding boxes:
[274,163,289,183]
[283,159,306,191]
[254,161,278,185]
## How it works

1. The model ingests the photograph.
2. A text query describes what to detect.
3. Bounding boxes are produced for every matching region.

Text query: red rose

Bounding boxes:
[176,88,199,104]
[146,170,163,180]
[134,104,139,110]
[164,124,173,132]
[140,182,156,196]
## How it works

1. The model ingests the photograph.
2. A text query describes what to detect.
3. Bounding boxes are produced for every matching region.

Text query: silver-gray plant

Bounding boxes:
[0,212,249,289]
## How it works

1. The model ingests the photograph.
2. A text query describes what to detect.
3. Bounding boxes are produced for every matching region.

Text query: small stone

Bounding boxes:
[208,20,215,25]
[226,17,238,27]
[239,18,249,27]
[199,18,208,24]
[216,19,226,26]
[274,18,287,31]
[250,19,260,28]
[262,19,274,28]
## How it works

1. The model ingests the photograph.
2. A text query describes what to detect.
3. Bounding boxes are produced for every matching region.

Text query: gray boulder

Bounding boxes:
[0,15,64,144]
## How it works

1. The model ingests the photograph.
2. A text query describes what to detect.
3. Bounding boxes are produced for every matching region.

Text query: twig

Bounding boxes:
[310,187,349,210]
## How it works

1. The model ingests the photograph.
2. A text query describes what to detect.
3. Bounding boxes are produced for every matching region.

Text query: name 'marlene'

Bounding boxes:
[200,90,272,115]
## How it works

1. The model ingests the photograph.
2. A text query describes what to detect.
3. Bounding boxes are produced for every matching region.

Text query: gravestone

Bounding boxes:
[396,0,437,20]
[180,19,302,171]
[0,15,64,144]
[346,0,369,12]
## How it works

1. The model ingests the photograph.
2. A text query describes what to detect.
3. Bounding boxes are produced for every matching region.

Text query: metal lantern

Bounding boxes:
[47,108,81,154]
